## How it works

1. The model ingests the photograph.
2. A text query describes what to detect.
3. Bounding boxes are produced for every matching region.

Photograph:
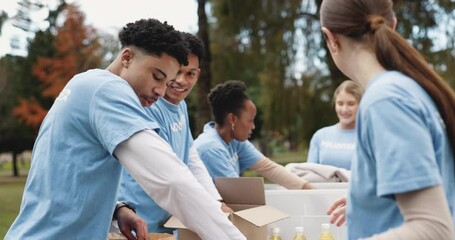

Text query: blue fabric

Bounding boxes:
[5,69,159,240]
[307,124,355,170]
[118,97,192,233]
[193,122,263,179]
[347,71,455,239]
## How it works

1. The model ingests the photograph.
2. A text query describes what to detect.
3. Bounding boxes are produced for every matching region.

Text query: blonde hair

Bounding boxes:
[333,80,364,105]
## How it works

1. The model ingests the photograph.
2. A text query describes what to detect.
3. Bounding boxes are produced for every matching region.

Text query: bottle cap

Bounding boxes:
[272,227,280,234]
[321,223,330,230]
[295,226,304,233]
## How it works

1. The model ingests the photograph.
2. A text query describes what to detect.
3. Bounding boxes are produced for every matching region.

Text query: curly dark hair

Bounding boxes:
[119,18,189,65]
[208,80,250,126]
[180,32,204,64]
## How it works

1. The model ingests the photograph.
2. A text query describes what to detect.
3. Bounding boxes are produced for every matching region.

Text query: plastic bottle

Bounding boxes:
[292,226,307,240]
[319,223,335,240]
[268,227,282,240]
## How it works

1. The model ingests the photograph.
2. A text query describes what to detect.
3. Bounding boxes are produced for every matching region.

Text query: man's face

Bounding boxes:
[164,54,200,105]
[120,49,180,107]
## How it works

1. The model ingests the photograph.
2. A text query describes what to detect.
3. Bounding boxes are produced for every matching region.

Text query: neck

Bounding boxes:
[343,42,385,89]
[215,123,232,144]
[163,96,180,105]
[106,57,122,76]
[339,122,355,130]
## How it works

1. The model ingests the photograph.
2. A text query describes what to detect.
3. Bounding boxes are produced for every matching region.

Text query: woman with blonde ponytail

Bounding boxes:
[321,0,455,239]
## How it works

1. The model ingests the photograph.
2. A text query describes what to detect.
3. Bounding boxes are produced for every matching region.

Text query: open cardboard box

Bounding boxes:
[164,177,289,240]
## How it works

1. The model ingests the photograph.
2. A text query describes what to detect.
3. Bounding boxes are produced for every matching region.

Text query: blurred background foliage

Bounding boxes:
[0,0,454,176]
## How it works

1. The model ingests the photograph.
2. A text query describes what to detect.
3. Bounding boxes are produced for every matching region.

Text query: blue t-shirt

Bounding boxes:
[5,69,159,240]
[118,97,192,232]
[193,122,263,179]
[347,71,455,239]
[307,124,355,170]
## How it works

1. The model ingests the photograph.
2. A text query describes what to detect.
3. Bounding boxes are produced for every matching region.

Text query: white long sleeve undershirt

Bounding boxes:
[114,130,245,240]
[188,145,222,200]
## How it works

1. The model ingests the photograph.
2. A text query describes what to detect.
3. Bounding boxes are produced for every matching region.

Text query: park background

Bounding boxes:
[0,0,454,237]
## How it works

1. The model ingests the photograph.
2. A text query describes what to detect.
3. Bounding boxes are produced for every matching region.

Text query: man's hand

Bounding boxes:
[117,207,148,240]
[220,202,234,213]
[327,196,347,227]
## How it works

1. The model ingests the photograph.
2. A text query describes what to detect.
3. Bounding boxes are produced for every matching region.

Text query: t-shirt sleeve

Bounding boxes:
[145,104,170,142]
[364,98,441,197]
[237,140,264,173]
[89,81,159,155]
[307,131,321,164]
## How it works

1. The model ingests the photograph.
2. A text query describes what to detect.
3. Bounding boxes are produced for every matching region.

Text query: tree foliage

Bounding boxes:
[13,4,102,128]
[206,0,454,152]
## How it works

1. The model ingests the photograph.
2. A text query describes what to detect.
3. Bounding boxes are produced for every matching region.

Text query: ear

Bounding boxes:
[226,112,236,125]
[391,17,397,30]
[120,48,134,68]
[195,68,201,79]
[322,27,340,54]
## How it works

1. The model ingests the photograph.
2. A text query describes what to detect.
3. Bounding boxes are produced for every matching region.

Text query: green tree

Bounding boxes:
[206,0,454,153]
[14,3,101,128]
[393,0,455,87]
[209,0,332,152]
[0,55,36,176]
[0,0,59,176]
[0,10,7,35]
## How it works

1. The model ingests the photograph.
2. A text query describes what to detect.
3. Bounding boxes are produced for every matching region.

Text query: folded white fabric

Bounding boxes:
[285,162,351,182]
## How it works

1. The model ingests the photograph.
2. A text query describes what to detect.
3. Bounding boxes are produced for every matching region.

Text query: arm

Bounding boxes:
[364,185,453,240]
[250,157,313,189]
[307,133,320,164]
[188,145,222,200]
[114,130,245,240]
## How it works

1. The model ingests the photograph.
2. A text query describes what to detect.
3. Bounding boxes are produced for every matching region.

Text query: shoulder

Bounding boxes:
[195,133,224,152]
[312,124,337,138]
[363,71,426,108]
[195,137,227,159]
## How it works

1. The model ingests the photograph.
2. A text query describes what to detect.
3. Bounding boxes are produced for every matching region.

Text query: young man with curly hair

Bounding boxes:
[5,19,245,240]
[117,32,234,234]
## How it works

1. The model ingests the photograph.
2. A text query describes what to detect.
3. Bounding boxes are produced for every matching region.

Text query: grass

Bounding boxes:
[0,177,26,238]
[241,149,308,179]
[0,149,308,237]
[0,160,29,238]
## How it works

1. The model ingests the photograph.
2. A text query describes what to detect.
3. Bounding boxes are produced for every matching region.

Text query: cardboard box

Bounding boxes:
[107,232,175,240]
[265,188,347,239]
[164,177,289,240]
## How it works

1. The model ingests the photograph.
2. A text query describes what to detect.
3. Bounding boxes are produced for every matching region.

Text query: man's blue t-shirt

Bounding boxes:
[5,69,159,240]
[307,124,355,170]
[347,71,455,239]
[193,122,263,179]
[118,97,192,232]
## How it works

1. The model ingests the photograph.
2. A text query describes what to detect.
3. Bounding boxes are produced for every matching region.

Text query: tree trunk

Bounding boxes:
[196,0,212,135]
[12,151,19,177]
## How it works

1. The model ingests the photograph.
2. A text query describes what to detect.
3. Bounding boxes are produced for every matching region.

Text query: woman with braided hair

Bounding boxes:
[321,0,455,239]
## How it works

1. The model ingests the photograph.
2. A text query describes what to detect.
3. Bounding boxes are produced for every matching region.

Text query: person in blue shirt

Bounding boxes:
[118,32,231,233]
[321,0,455,239]
[5,19,245,240]
[194,80,313,190]
[307,80,363,170]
